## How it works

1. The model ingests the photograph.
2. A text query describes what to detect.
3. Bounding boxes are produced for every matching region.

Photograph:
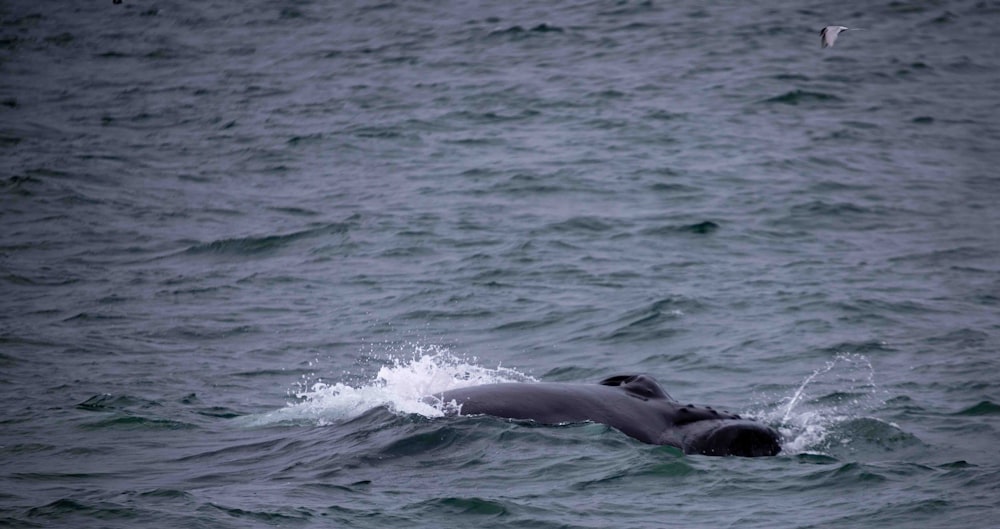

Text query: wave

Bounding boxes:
[953,401,1000,416]
[761,89,843,106]
[183,222,353,256]
[487,23,565,39]
[640,220,719,236]
[77,393,197,430]
[597,296,700,343]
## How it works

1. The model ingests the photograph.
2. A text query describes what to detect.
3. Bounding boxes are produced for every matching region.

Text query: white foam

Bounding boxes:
[247,345,533,427]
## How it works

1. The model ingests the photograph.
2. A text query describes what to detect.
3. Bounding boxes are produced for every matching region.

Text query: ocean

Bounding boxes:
[2,0,999,527]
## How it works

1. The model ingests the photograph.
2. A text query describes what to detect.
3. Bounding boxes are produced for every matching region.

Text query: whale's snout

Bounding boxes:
[686,421,782,457]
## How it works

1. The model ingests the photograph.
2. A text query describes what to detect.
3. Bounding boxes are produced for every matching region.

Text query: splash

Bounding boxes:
[765,353,882,454]
[249,345,533,427]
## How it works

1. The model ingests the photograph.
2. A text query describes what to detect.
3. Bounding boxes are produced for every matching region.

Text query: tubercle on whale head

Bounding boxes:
[681,420,782,457]
[674,403,742,425]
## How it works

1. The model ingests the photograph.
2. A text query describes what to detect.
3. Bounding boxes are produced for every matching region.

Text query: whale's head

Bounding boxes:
[601,375,782,456]
[681,419,781,457]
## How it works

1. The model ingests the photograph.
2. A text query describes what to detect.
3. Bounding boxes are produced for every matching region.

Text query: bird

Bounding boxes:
[820,26,858,48]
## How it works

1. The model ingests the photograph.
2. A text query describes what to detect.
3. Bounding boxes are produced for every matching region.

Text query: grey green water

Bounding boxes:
[2,0,999,527]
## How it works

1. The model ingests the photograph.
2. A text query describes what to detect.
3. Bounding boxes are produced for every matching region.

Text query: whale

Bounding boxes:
[429,374,781,457]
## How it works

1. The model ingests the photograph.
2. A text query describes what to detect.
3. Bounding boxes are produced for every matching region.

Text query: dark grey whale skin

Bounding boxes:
[430,374,781,457]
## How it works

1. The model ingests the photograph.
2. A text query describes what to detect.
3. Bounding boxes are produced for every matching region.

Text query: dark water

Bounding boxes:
[2,0,999,527]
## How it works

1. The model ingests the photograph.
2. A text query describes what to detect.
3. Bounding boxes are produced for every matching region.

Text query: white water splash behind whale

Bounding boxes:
[245,346,533,426]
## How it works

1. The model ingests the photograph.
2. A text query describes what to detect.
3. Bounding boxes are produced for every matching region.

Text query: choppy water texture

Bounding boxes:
[2,0,1000,527]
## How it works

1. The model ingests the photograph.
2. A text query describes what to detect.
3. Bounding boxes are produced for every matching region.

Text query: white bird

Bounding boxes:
[820,26,858,48]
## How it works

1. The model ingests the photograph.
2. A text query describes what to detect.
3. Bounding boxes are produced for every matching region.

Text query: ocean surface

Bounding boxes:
[2,0,999,527]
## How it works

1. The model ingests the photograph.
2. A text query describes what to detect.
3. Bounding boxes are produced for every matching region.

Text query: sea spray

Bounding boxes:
[247,345,534,427]
[768,353,884,454]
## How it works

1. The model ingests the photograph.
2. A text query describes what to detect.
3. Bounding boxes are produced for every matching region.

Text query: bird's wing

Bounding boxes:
[820,26,839,48]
